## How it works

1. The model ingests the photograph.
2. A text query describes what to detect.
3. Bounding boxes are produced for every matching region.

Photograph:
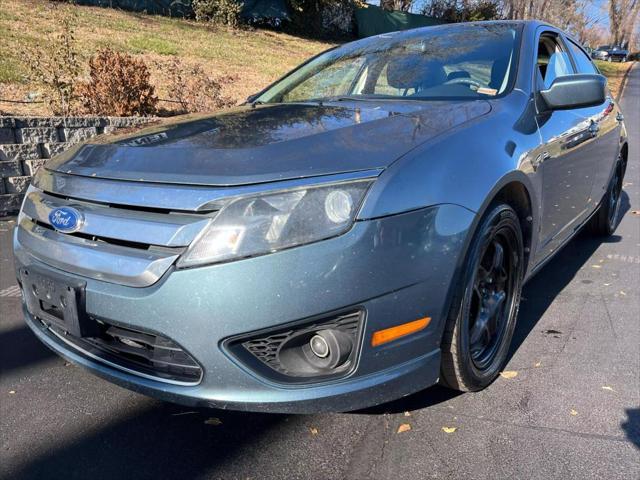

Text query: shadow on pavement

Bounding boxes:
[0,324,57,376]
[9,401,288,480]
[622,407,640,450]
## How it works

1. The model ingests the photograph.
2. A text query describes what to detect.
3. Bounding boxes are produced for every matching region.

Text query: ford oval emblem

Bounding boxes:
[48,207,84,234]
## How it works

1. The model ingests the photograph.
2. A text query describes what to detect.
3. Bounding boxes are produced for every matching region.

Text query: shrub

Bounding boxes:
[78,49,158,116]
[192,0,244,28]
[24,14,81,116]
[321,0,356,36]
[287,0,359,38]
[160,58,236,114]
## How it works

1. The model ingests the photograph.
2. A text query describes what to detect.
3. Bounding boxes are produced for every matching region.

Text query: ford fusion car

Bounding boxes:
[14,21,628,413]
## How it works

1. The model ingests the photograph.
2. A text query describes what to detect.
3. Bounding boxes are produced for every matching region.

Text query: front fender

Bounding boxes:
[358,93,542,221]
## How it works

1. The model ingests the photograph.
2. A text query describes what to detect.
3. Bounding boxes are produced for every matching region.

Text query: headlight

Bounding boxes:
[177,180,372,267]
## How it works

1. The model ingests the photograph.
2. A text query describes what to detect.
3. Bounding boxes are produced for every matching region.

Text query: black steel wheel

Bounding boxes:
[441,204,524,391]
[589,156,624,236]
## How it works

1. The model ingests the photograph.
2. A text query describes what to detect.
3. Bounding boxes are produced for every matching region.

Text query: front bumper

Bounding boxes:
[14,204,474,413]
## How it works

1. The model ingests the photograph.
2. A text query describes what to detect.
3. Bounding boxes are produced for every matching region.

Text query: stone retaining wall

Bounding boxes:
[0,116,152,216]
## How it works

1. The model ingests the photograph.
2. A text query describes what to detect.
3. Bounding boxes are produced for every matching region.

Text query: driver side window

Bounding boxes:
[536,34,575,89]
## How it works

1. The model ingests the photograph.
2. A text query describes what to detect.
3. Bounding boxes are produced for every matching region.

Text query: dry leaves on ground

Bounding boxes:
[397,423,411,434]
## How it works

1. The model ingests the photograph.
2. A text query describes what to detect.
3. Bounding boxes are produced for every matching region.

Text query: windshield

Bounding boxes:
[257,23,522,104]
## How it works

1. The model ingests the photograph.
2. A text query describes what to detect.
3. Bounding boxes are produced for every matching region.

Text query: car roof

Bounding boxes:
[358,19,559,45]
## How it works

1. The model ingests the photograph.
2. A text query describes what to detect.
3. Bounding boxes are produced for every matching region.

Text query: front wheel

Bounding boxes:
[440,204,524,391]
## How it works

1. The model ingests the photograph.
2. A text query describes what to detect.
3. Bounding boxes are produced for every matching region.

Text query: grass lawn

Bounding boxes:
[594,60,633,99]
[0,0,333,115]
[0,1,633,116]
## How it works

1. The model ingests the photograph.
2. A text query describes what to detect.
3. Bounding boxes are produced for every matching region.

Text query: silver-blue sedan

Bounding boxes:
[14,20,628,413]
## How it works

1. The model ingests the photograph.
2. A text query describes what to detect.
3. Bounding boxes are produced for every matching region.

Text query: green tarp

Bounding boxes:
[355,5,445,38]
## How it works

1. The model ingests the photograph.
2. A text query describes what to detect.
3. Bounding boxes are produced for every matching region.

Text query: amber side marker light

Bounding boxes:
[371,317,431,347]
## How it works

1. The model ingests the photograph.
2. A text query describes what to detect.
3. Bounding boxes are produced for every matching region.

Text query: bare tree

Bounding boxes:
[380,0,414,11]
[609,0,640,48]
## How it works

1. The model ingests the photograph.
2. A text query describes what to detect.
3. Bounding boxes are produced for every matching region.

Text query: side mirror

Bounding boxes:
[246,93,259,104]
[539,74,606,110]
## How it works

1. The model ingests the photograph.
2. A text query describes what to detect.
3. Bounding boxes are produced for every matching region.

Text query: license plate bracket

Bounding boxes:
[19,266,98,338]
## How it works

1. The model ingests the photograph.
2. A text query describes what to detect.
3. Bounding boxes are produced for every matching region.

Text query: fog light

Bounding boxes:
[310,334,330,358]
[303,329,353,370]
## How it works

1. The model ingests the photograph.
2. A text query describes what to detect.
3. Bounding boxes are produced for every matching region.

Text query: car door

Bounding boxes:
[564,37,622,211]
[533,30,610,260]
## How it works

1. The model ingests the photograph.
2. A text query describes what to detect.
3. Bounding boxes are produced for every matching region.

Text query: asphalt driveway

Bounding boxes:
[1,65,638,480]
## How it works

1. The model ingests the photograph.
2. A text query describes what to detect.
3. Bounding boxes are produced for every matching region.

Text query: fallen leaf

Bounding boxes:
[500,371,518,379]
[404,411,411,417]
[9,390,15,395]
[204,417,223,426]
[591,264,601,269]
[604,283,611,286]
[534,362,542,368]
[397,423,411,434]
[631,210,640,215]
[601,386,615,392]
[620,291,626,296]
[570,409,578,416]
[441,426,457,433]
[309,427,318,435]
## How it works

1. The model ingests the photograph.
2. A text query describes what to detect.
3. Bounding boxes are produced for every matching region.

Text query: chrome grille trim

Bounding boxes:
[34,168,383,212]
[22,190,211,247]
[17,218,180,287]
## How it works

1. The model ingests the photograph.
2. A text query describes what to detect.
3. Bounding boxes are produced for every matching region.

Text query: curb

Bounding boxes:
[616,61,637,102]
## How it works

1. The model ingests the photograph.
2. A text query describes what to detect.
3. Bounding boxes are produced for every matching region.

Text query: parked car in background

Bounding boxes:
[594,45,629,62]
[592,46,610,61]
[14,20,628,413]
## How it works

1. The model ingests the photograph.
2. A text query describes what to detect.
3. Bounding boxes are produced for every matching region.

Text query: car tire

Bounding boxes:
[589,156,624,236]
[440,204,524,392]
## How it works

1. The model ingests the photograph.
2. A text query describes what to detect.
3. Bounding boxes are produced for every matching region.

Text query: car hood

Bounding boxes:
[47,101,491,186]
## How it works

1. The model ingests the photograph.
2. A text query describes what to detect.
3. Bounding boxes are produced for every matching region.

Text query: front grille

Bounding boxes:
[18,182,214,287]
[45,320,202,385]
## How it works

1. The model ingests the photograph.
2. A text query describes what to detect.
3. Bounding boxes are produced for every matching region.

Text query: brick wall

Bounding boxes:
[0,116,152,216]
